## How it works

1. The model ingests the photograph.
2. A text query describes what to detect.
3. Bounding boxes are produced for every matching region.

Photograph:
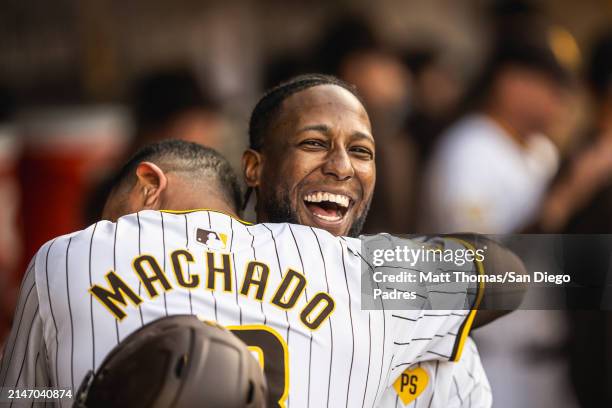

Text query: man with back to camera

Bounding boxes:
[0,139,515,407]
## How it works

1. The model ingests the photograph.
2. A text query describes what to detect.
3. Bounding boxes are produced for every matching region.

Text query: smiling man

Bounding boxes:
[241,74,533,407]
[243,74,375,237]
[1,140,494,407]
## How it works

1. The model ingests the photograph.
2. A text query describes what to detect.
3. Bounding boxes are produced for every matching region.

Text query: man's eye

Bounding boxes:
[350,146,374,159]
[299,140,327,148]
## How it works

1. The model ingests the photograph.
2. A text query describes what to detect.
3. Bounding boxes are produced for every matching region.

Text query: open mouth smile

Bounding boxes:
[303,191,353,223]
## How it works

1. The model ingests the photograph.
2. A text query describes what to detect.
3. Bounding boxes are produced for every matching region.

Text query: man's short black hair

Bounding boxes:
[248,73,361,151]
[112,140,242,212]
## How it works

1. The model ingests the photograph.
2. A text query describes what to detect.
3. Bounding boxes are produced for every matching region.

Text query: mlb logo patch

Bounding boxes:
[196,228,228,250]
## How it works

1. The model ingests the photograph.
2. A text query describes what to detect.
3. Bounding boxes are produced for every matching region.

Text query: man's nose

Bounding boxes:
[322,146,355,181]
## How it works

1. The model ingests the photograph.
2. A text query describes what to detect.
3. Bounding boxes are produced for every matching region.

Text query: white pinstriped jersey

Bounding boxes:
[378,337,491,407]
[0,210,484,407]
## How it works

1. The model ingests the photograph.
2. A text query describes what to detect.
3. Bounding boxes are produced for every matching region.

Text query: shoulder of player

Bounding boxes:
[274,222,350,240]
[33,218,118,263]
[252,222,355,247]
[36,228,88,255]
[28,226,91,288]
[158,208,251,225]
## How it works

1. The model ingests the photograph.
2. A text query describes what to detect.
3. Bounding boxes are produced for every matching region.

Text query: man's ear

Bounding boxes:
[242,149,263,188]
[135,162,168,209]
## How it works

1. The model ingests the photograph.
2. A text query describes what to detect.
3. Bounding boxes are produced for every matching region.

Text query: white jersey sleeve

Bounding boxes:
[0,256,50,394]
[377,337,492,407]
[359,233,483,378]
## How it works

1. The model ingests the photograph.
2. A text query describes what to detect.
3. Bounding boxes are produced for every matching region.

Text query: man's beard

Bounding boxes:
[259,188,371,238]
[347,201,370,238]
[259,189,300,225]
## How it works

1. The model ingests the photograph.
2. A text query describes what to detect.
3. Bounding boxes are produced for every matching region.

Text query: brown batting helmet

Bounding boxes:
[73,315,267,408]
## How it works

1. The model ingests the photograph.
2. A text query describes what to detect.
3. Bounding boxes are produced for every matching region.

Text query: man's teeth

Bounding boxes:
[304,192,350,208]
[313,213,342,221]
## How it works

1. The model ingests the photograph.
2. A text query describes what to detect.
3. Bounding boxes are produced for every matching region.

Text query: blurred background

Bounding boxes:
[0,0,611,406]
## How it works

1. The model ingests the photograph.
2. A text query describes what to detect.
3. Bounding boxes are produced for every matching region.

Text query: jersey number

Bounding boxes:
[229,325,289,407]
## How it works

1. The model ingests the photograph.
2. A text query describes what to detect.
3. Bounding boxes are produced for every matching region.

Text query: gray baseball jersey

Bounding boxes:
[0,210,484,407]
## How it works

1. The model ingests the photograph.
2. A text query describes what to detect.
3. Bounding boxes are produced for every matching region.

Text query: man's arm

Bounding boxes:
[360,232,527,368]
[443,234,527,328]
[380,335,492,407]
[0,257,49,389]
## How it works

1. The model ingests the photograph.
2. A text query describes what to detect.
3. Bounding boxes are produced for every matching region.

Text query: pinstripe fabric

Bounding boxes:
[0,210,489,407]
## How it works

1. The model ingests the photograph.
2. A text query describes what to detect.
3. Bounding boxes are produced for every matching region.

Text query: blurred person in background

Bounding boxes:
[404,49,464,162]
[420,16,580,407]
[262,53,309,91]
[538,31,612,407]
[421,32,568,234]
[85,67,232,223]
[313,15,417,234]
[541,32,612,233]
[129,68,225,152]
